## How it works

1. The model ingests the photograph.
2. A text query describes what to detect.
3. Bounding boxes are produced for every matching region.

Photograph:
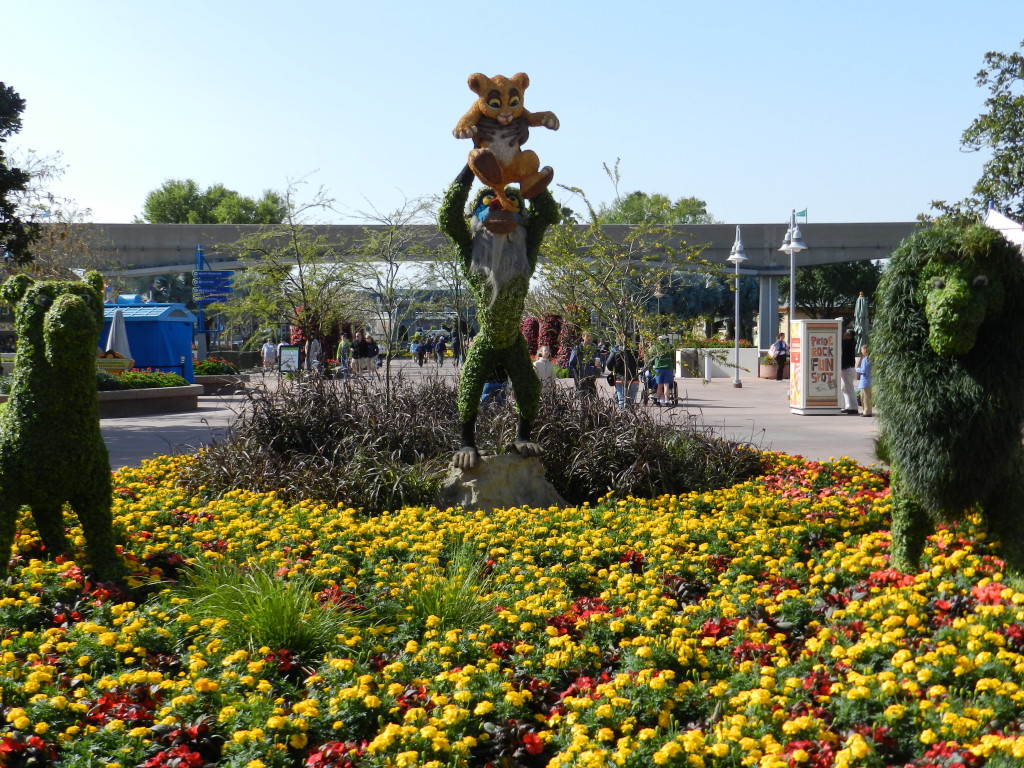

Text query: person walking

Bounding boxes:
[606,341,641,409]
[840,329,858,414]
[769,333,788,381]
[650,336,675,406]
[261,339,277,372]
[434,335,447,367]
[856,344,873,417]
[533,345,556,390]
[305,336,322,372]
[365,334,381,377]
[352,330,370,375]
[336,334,352,379]
[568,332,599,398]
[451,334,463,368]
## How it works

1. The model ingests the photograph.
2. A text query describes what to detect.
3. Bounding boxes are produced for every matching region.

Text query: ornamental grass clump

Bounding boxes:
[391,540,498,633]
[178,374,764,513]
[179,558,349,659]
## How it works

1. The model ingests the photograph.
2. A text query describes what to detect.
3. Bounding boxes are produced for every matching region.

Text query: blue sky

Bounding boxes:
[5,1,1024,225]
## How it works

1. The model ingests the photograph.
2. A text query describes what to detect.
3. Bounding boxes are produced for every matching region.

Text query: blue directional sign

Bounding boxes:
[193,270,234,278]
[194,278,234,288]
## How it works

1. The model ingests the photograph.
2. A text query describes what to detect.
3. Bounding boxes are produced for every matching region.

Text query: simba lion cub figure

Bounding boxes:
[453,72,559,212]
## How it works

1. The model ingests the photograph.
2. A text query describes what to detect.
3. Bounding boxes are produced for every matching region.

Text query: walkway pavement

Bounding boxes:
[101,361,882,471]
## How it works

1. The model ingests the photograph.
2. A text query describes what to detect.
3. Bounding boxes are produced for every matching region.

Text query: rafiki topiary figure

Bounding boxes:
[439,164,560,469]
[874,224,1024,585]
[0,271,124,580]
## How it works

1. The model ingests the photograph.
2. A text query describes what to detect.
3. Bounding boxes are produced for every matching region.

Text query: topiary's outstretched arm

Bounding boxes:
[439,165,475,274]
[525,189,559,270]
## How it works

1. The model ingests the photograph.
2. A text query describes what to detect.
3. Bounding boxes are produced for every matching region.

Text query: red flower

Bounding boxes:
[521,731,545,756]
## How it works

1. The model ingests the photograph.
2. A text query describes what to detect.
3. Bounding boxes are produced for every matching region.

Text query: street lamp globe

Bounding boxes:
[727,226,748,388]
[778,210,808,387]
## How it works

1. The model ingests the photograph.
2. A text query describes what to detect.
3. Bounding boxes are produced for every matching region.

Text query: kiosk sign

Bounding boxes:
[790,319,842,415]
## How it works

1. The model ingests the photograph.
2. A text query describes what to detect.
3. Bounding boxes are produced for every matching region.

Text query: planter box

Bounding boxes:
[0,385,204,418]
[97,385,205,418]
[759,364,790,380]
[676,348,761,379]
[194,374,250,395]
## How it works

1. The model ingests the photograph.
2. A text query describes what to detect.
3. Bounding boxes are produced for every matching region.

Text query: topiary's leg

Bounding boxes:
[506,338,542,458]
[506,338,541,425]
[889,474,931,572]
[981,469,1024,590]
[71,495,125,582]
[29,504,69,558]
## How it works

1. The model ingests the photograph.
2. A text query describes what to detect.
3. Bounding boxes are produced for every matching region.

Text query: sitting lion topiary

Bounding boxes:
[874,223,1024,584]
[0,271,124,580]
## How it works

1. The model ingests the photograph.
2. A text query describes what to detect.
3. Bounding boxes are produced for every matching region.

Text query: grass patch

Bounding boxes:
[178,558,350,658]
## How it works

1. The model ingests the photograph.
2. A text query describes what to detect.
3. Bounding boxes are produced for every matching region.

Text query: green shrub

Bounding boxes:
[116,370,189,389]
[95,370,127,391]
[179,558,349,658]
[96,369,188,390]
[179,375,764,514]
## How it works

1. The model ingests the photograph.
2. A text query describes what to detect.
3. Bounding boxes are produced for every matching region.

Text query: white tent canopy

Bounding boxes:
[984,207,1024,250]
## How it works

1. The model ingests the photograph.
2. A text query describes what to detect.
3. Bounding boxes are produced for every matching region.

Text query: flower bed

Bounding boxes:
[1,455,1024,766]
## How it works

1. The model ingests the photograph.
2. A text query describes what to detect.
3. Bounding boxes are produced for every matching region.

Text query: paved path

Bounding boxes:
[101,360,882,471]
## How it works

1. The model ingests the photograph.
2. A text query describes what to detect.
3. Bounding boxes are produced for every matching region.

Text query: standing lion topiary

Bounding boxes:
[0,271,124,580]
[874,223,1024,585]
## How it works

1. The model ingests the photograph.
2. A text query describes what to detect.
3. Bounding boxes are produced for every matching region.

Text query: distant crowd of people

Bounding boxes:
[410,332,466,368]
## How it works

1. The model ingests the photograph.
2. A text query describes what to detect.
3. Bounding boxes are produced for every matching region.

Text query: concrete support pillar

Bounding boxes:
[757,274,780,351]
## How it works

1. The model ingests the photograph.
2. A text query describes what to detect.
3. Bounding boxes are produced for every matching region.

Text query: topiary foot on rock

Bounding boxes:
[453,447,481,470]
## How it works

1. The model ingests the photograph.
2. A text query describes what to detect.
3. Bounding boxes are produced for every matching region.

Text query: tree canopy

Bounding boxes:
[781,260,883,320]
[139,179,288,224]
[592,159,718,226]
[0,82,37,268]
[932,40,1024,221]
[596,190,717,225]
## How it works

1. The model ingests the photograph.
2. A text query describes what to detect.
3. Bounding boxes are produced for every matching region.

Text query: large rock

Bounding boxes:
[436,453,566,512]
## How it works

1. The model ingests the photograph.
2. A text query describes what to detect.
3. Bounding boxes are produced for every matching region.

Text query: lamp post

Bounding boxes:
[727,226,747,388]
[778,209,808,346]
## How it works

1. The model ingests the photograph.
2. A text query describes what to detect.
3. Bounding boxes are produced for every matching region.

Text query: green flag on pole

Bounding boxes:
[796,209,807,219]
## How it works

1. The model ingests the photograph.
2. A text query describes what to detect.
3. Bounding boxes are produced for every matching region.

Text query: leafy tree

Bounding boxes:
[0,82,37,268]
[539,162,714,350]
[349,196,436,391]
[595,160,718,225]
[421,243,473,353]
[9,150,116,280]
[780,260,883,320]
[214,181,356,355]
[139,179,287,224]
[931,40,1024,221]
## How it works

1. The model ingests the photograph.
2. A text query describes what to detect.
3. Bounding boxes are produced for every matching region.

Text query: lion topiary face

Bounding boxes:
[918,258,1004,357]
[0,272,105,370]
